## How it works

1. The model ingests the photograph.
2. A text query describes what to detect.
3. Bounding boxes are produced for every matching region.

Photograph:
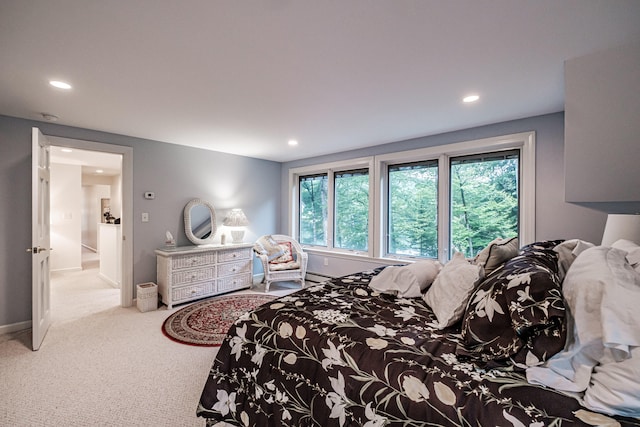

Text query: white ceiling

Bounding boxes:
[2,1,640,163]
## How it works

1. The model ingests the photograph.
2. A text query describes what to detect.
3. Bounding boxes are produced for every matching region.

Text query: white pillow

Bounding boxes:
[423,252,483,328]
[473,237,518,276]
[369,260,442,298]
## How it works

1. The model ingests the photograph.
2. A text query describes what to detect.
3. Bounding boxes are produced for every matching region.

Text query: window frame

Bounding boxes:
[289,132,535,263]
[290,156,375,256]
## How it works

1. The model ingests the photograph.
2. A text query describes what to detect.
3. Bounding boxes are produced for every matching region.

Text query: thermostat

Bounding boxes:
[144,191,155,200]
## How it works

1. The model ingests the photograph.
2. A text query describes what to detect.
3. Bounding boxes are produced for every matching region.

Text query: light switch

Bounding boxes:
[141,212,149,222]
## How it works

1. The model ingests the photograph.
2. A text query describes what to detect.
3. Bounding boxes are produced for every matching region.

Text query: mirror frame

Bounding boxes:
[183,198,217,245]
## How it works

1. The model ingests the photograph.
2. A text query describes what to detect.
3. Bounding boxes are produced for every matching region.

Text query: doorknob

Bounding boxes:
[26,247,48,253]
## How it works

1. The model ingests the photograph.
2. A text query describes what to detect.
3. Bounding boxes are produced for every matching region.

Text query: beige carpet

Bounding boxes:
[0,264,301,426]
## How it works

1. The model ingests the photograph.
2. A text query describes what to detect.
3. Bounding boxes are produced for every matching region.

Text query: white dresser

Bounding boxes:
[155,243,253,309]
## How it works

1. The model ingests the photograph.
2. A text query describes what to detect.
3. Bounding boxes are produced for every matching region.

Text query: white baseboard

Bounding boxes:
[51,266,82,273]
[0,320,31,336]
[99,273,121,288]
[305,272,335,283]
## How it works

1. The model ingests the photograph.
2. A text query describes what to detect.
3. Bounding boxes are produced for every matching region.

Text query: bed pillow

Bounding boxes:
[254,235,286,261]
[459,241,566,366]
[270,241,295,264]
[457,263,523,363]
[473,237,519,276]
[369,260,442,298]
[553,239,595,282]
[423,252,482,328]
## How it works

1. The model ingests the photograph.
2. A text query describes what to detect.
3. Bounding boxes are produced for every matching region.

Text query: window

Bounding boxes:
[334,169,369,251]
[387,161,438,257]
[299,174,328,246]
[290,132,534,262]
[449,151,519,258]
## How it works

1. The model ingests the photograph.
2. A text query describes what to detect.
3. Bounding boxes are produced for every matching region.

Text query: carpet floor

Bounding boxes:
[0,265,301,426]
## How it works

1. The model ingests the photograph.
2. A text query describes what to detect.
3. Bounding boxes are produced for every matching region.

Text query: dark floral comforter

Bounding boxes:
[197,270,640,426]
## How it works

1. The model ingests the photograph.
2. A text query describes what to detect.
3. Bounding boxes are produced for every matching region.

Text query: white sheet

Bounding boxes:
[527,246,640,416]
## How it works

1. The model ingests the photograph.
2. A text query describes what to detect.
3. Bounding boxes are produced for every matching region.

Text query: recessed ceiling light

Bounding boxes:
[288,139,298,146]
[96,169,104,174]
[61,148,73,153]
[463,94,480,103]
[41,113,59,121]
[49,80,72,90]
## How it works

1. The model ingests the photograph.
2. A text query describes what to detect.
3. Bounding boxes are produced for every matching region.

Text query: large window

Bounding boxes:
[299,174,328,246]
[290,132,534,262]
[388,161,438,257]
[449,151,519,258]
[334,169,369,251]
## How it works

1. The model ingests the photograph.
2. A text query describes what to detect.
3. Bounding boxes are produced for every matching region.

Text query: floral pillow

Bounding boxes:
[270,241,294,264]
[458,241,566,366]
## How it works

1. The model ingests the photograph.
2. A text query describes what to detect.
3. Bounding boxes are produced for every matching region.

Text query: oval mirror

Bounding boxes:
[184,199,217,245]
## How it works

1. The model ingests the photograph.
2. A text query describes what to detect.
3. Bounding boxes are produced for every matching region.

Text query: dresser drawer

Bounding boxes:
[217,273,252,293]
[218,247,251,263]
[171,266,216,286]
[170,252,216,270]
[218,259,251,277]
[172,281,216,303]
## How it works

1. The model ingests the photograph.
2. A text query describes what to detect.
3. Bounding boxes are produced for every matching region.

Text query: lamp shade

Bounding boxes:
[223,209,249,227]
[601,214,640,246]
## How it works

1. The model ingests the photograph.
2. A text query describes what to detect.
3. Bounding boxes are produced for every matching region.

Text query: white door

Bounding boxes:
[31,128,52,351]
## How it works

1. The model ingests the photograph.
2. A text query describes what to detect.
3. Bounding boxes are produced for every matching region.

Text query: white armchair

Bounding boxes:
[254,234,308,292]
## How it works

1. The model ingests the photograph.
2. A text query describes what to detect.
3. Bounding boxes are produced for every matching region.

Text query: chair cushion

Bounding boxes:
[268,260,301,271]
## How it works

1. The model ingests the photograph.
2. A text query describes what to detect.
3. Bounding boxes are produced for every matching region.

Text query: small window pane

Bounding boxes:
[388,161,438,258]
[450,151,519,258]
[334,169,369,251]
[299,174,328,246]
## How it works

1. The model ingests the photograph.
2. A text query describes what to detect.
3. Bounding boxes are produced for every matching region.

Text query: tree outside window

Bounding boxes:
[450,152,519,258]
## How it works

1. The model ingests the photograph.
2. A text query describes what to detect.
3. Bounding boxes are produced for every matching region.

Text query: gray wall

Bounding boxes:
[565,42,640,213]
[0,115,281,327]
[281,112,609,277]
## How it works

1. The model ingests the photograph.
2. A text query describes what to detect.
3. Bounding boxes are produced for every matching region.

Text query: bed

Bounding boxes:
[197,240,640,426]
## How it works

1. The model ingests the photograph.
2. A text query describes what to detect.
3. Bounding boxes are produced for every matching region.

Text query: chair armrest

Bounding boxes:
[255,253,269,271]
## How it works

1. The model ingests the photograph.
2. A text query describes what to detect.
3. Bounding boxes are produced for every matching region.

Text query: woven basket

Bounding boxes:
[136,282,158,312]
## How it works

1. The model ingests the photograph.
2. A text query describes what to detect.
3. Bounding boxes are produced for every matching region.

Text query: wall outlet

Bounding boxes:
[141,212,149,222]
[324,257,329,266]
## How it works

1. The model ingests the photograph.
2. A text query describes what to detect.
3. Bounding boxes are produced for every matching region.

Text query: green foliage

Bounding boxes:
[299,175,328,246]
[450,157,518,257]
[298,154,519,258]
[334,172,369,251]
[389,165,438,257]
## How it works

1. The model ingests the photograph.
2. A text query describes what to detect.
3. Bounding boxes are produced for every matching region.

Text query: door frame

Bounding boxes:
[47,135,134,307]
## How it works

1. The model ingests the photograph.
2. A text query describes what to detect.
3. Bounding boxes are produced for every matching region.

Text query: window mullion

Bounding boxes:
[327,170,336,249]
[438,154,450,263]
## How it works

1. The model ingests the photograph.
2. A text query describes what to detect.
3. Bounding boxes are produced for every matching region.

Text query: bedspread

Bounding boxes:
[197,270,639,426]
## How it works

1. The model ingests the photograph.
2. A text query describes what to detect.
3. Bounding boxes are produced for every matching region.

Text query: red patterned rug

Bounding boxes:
[162,293,276,346]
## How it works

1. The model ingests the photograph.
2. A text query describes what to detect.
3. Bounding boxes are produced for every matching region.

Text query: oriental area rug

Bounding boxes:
[162,293,276,346]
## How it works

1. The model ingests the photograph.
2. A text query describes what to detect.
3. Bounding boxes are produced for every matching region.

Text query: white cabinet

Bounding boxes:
[155,244,253,309]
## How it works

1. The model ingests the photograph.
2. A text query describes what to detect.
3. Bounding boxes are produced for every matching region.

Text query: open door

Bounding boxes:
[31,128,52,351]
